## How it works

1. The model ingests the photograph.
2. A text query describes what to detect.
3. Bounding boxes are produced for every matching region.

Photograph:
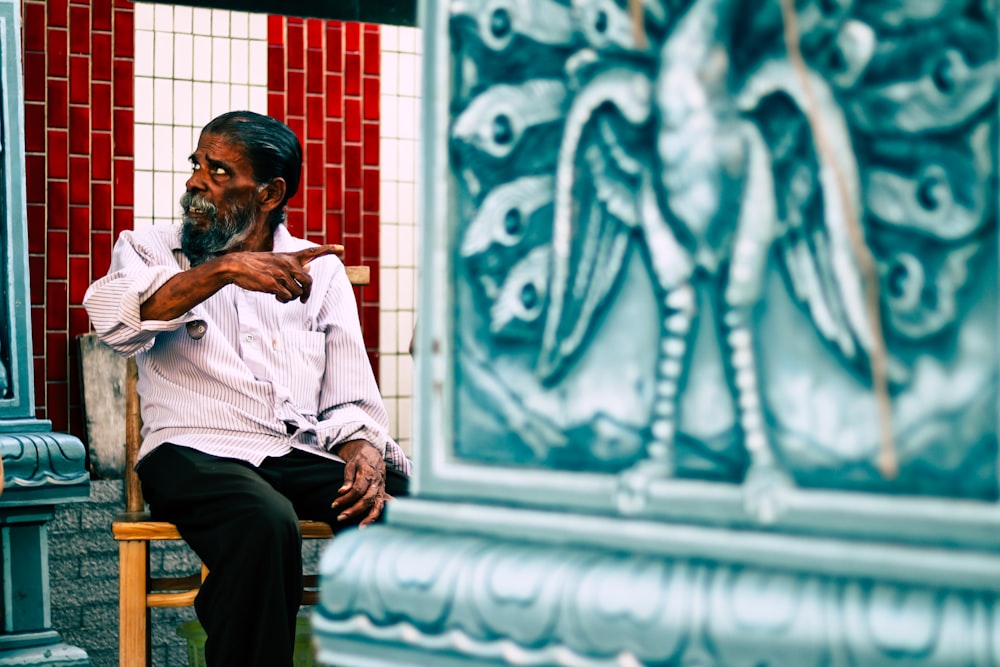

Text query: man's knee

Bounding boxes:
[239,492,302,546]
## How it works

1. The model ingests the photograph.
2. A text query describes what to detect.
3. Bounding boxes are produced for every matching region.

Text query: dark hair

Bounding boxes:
[201,111,302,229]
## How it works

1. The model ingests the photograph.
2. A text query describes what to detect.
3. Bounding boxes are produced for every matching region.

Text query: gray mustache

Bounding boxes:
[180,192,218,217]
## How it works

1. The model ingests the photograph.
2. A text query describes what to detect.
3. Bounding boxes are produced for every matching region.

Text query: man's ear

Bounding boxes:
[257,177,287,212]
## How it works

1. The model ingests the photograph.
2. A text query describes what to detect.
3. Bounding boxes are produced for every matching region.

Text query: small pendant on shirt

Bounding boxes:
[272,338,278,350]
[186,320,207,340]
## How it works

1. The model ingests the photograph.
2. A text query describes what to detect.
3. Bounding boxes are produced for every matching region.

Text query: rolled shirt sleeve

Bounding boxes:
[83,230,200,357]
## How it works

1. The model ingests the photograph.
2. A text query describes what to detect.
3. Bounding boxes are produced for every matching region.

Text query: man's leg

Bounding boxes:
[137,444,302,667]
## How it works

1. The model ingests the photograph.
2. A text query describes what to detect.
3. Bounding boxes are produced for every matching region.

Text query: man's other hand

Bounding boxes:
[331,439,388,527]
[226,244,342,304]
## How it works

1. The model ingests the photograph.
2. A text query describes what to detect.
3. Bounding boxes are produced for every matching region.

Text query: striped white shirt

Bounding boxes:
[84,224,412,476]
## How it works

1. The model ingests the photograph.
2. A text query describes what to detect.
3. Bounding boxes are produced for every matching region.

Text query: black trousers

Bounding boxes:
[137,443,409,667]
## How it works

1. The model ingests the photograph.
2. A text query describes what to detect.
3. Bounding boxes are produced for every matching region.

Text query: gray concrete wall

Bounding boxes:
[48,480,323,667]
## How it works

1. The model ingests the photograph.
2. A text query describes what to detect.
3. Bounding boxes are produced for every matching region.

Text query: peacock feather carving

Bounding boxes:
[449,0,998,521]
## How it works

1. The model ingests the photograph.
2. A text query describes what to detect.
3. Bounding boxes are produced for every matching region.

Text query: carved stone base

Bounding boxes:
[0,428,88,495]
[0,642,89,667]
[315,520,1000,667]
[0,421,89,665]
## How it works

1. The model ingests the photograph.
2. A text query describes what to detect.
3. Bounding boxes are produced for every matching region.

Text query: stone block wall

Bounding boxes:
[47,480,324,667]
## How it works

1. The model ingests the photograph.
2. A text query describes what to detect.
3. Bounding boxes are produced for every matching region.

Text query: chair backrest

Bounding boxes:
[124,357,143,512]
[121,264,371,513]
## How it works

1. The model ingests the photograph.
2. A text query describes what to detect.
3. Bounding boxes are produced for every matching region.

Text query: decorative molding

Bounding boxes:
[316,525,1000,667]
[384,498,1000,592]
[1,432,88,488]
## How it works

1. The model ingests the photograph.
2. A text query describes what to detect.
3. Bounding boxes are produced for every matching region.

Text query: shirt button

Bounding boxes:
[186,320,207,340]
[246,335,254,342]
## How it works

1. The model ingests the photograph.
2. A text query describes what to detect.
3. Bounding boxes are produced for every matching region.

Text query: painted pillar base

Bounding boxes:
[0,643,89,667]
[0,422,90,666]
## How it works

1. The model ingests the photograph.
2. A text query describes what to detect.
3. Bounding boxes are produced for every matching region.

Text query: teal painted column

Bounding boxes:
[315,1,1000,665]
[0,0,89,664]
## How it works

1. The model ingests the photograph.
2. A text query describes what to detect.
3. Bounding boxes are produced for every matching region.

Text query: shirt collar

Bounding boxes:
[271,224,295,252]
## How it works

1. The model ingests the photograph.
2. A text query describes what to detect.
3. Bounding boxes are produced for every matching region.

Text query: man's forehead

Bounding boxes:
[192,132,249,164]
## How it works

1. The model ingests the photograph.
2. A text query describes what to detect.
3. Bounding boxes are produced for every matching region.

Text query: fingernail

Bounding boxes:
[337,513,347,522]
[330,501,339,509]
[338,485,348,493]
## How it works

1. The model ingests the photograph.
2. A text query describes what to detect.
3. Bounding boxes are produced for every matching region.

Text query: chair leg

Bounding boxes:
[119,539,152,667]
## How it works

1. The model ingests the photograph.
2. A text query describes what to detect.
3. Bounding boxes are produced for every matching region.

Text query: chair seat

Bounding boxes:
[112,512,335,610]
[112,512,334,541]
[113,513,183,541]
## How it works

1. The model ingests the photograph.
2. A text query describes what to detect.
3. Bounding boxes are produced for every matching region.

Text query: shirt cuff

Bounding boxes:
[124,265,200,333]
[315,413,389,458]
[86,264,202,357]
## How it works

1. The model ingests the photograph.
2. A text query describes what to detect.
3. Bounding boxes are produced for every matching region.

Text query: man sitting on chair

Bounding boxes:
[84,110,410,667]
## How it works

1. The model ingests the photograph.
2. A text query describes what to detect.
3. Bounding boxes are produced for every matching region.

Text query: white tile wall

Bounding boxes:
[379,25,422,455]
[133,3,268,230]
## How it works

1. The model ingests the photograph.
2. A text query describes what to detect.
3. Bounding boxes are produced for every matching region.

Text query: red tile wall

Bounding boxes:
[23,0,134,441]
[268,18,382,378]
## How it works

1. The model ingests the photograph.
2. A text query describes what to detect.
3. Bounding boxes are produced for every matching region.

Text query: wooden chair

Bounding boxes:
[111,265,370,667]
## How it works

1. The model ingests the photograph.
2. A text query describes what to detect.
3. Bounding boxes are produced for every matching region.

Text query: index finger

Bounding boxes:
[295,244,344,265]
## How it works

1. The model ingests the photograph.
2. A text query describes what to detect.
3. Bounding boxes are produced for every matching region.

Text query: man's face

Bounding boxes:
[180,132,264,266]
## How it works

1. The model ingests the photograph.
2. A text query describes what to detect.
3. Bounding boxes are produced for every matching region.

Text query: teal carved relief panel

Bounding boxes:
[415,0,1000,534]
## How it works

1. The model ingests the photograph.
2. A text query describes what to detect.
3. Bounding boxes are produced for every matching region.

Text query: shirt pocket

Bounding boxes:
[273,330,326,414]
